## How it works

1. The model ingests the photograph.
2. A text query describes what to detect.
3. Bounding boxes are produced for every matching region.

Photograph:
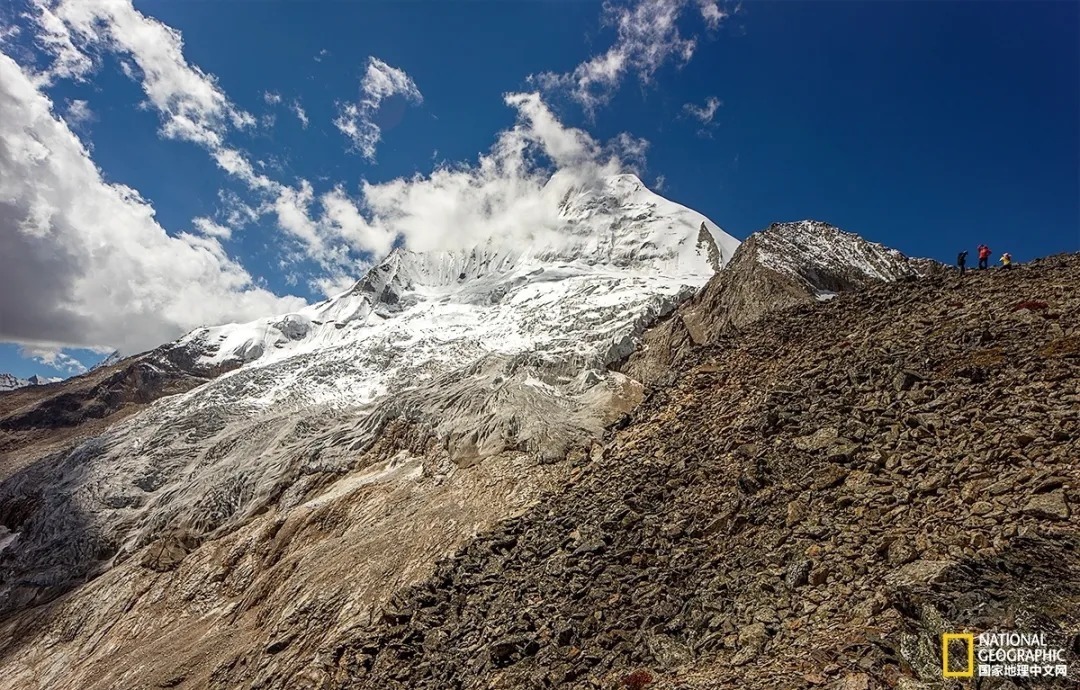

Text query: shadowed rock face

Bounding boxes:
[619,221,926,386]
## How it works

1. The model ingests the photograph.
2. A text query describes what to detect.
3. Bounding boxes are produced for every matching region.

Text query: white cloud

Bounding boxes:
[360,57,423,109]
[0,23,21,46]
[27,2,94,84]
[334,57,423,160]
[218,189,259,228]
[192,217,233,240]
[260,92,649,273]
[654,174,667,191]
[320,186,397,257]
[683,95,721,123]
[19,345,87,374]
[30,0,253,150]
[533,0,725,115]
[291,99,309,128]
[697,0,729,30]
[355,92,641,254]
[0,52,304,355]
[64,98,92,125]
[314,48,329,62]
[212,147,275,191]
[263,90,282,105]
[272,180,322,254]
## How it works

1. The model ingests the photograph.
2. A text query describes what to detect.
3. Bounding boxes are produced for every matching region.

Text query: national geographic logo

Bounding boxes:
[943,631,1072,680]
[942,633,974,678]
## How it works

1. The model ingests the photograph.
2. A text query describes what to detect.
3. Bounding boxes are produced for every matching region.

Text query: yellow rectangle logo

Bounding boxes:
[942,633,975,678]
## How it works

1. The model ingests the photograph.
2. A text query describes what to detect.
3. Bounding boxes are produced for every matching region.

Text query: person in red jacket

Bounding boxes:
[977,244,992,270]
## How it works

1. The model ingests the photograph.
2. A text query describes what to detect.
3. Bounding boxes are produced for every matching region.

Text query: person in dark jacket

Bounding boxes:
[957,250,968,276]
[978,244,991,270]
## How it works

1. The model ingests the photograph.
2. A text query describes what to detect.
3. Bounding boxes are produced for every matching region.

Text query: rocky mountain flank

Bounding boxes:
[327,255,1079,690]
[621,221,922,386]
[0,346,230,482]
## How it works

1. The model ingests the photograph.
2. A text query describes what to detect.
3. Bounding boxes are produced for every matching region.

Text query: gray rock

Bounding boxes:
[1022,492,1070,520]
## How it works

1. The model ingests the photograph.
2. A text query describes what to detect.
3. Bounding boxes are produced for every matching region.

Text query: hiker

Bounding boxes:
[957,250,968,276]
[978,244,991,270]
[999,252,1012,270]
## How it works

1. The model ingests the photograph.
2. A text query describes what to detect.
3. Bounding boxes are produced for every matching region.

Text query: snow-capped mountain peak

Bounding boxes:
[174,175,739,375]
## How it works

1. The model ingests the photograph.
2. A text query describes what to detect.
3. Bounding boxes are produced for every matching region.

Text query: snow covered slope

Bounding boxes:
[0,174,738,612]
[0,374,30,392]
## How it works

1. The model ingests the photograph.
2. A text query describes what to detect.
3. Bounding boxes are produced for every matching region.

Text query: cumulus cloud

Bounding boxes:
[255,92,650,278]
[683,95,721,123]
[0,23,20,46]
[334,57,423,160]
[696,0,729,30]
[352,92,642,254]
[0,52,304,355]
[192,216,233,240]
[533,0,693,114]
[26,1,94,84]
[64,97,92,125]
[29,0,253,150]
[263,90,282,105]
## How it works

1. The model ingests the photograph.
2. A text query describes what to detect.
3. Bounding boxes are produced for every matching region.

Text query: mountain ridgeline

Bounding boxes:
[0,179,1076,690]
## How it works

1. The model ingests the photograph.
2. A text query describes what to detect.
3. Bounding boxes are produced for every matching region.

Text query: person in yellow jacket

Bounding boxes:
[999,252,1012,270]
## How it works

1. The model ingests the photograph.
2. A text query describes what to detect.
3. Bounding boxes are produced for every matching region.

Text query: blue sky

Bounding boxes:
[0,0,1077,380]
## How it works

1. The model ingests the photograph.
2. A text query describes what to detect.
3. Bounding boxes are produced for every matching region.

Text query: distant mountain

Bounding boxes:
[0,373,58,392]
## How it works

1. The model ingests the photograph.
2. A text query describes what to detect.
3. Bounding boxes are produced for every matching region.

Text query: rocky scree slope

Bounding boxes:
[330,255,1079,690]
[620,221,923,386]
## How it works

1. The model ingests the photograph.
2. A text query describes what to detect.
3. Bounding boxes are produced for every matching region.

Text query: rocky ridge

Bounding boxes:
[324,254,1080,690]
[0,350,220,482]
[621,221,923,386]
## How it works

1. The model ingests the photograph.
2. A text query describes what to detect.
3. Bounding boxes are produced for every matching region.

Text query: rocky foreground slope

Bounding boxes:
[324,255,1079,689]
